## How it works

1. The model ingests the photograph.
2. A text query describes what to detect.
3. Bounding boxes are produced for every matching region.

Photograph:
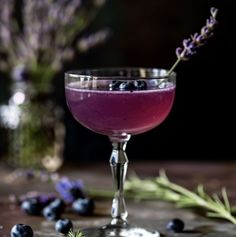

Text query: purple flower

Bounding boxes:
[55,177,85,203]
[0,0,108,83]
[176,7,218,61]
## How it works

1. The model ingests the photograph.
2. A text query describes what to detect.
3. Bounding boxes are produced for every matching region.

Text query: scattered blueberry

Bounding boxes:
[109,80,147,91]
[42,199,65,221]
[49,198,65,212]
[42,205,61,221]
[21,198,42,216]
[10,224,33,237]
[55,218,73,235]
[166,218,185,232]
[72,198,95,216]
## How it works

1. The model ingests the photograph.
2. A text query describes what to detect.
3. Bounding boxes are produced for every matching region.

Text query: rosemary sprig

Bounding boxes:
[67,229,85,237]
[125,171,236,225]
[88,171,236,225]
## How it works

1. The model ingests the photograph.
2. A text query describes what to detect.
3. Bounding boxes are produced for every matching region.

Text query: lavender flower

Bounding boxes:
[168,7,218,75]
[78,29,110,52]
[0,0,108,90]
[176,7,218,61]
[55,177,85,203]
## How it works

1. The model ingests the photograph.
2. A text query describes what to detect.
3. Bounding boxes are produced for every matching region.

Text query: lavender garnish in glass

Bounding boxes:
[168,7,218,75]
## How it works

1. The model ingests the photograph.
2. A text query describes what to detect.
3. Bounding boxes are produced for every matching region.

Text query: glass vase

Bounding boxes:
[0,80,65,172]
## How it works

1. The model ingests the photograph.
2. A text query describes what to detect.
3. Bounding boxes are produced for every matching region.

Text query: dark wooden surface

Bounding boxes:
[0,161,236,236]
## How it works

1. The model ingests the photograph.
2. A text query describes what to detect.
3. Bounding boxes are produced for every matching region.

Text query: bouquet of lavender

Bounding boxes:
[0,0,109,90]
[0,0,108,170]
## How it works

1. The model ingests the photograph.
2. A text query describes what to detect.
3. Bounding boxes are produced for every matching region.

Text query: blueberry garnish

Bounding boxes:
[21,198,42,216]
[109,80,122,90]
[72,198,95,216]
[109,80,147,91]
[11,224,33,237]
[42,198,65,221]
[134,80,147,90]
[55,218,73,235]
[166,218,185,232]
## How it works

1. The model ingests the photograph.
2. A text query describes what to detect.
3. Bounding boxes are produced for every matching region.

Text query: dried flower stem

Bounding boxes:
[167,56,182,76]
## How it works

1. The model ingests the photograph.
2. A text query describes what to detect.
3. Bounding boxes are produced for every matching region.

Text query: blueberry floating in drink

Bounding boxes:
[109,80,147,91]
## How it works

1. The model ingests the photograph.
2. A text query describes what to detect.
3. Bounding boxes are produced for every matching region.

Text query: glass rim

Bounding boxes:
[65,67,176,80]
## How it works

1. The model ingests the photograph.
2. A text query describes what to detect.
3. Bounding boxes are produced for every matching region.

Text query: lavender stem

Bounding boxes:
[167,56,182,76]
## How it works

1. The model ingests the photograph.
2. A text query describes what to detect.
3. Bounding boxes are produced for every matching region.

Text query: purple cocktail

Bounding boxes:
[65,68,176,237]
[66,83,175,136]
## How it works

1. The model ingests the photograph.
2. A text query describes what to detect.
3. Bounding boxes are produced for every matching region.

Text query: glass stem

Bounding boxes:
[109,139,130,227]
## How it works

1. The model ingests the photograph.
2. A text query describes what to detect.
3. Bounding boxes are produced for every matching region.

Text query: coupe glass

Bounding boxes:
[65,68,176,237]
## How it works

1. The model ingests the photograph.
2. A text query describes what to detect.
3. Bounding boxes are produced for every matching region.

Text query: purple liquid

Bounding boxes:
[65,83,175,136]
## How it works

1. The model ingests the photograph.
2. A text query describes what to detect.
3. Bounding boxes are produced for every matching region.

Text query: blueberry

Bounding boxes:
[109,81,122,90]
[119,81,136,91]
[42,198,65,221]
[49,198,65,212]
[42,206,61,221]
[11,224,33,237]
[109,80,147,91]
[72,198,95,216]
[166,218,185,232]
[21,198,42,216]
[55,218,73,235]
[134,80,147,90]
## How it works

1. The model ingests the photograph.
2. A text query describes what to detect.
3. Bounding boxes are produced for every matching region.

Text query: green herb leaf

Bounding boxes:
[67,229,85,237]
[88,170,236,225]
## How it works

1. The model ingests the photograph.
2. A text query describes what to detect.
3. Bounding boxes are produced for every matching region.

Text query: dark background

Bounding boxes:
[1,0,236,162]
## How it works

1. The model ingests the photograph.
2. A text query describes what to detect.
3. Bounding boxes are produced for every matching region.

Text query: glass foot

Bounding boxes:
[82,225,161,237]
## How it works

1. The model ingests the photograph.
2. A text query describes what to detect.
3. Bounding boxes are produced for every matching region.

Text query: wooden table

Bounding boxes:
[0,161,236,236]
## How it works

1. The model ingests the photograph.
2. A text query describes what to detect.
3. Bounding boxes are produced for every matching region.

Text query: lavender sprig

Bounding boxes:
[168,7,218,75]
